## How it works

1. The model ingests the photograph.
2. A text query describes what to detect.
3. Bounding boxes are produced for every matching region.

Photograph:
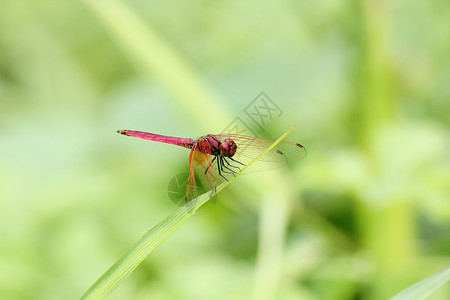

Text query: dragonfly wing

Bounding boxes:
[186,147,201,202]
[186,148,220,201]
[215,134,306,173]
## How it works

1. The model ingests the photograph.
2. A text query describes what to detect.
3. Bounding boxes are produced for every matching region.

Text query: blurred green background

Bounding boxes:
[1,0,449,299]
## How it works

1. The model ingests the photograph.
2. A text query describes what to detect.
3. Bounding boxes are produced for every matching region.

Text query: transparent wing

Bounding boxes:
[185,134,306,201]
[214,133,307,173]
[186,148,221,201]
[185,148,199,202]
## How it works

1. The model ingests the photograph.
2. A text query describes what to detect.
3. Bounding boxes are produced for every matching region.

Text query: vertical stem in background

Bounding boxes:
[353,1,415,299]
[83,0,231,130]
[356,0,393,149]
[252,192,289,300]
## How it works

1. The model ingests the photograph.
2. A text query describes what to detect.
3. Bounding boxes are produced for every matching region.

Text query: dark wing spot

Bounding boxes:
[276,149,283,155]
[296,143,304,148]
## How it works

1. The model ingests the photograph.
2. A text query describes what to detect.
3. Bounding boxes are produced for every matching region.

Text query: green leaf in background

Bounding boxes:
[390,267,450,300]
[80,127,295,300]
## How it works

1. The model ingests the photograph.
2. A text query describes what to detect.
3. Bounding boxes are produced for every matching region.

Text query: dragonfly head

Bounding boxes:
[220,139,237,157]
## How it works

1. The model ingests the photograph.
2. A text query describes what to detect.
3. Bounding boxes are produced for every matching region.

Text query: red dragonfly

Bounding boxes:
[117,130,306,202]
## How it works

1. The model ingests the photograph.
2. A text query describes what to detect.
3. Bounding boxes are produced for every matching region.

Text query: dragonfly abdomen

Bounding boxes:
[117,130,195,149]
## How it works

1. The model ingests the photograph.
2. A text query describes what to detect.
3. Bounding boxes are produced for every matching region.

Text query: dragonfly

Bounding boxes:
[117,129,306,202]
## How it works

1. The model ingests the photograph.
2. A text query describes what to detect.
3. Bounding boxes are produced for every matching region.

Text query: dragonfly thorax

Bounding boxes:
[220,139,237,157]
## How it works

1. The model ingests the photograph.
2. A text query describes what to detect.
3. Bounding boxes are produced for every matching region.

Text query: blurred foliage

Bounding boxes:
[0,0,449,299]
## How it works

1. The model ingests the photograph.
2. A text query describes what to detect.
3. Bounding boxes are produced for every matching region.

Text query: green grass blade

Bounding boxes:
[80,127,295,300]
[390,267,450,300]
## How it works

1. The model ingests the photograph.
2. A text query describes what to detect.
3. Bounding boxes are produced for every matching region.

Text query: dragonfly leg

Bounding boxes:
[216,156,229,181]
[222,157,241,171]
[220,157,239,176]
[219,156,238,176]
[204,156,219,197]
[228,157,246,166]
[205,156,216,175]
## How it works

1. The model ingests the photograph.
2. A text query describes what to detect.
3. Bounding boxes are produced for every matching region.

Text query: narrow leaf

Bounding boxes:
[390,267,450,300]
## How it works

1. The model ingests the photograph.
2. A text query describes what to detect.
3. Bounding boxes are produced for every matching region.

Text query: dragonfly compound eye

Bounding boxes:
[220,139,237,157]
